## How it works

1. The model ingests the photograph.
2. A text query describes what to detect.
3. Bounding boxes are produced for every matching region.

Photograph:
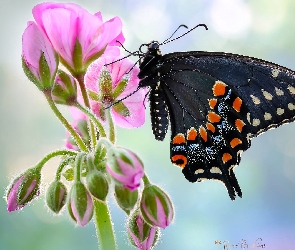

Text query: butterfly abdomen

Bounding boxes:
[149,84,169,141]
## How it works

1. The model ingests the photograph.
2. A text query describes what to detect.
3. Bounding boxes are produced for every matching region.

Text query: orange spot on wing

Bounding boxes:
[235,119,245,132]
[199,126,208,142]
[212,81,227,96]
[171,155,187,168]
[206,123,216,133]
[207,111,221,123]
[187,128,198,141]
[230,138,242,148]
[208,99,217,109]
[233,97,242,112]
[172,133,186,144]
[222,153,232,163]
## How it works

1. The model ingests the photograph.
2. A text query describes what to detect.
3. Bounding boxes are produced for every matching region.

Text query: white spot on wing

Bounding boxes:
[195,169,205,174]
[287,85,295,95]
[264,112,272,120]
[271,69,279,78]
[252,118,260,126]
[288,103,295,110]
[210,167,222,174]
[277,108,284,115]
[275,87,284,96]
[247,112,251,123]
[261,89,273,100]
[250,95,260,105]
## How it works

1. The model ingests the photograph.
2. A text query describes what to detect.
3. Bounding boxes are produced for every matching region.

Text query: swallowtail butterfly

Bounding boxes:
[135,24,295,200]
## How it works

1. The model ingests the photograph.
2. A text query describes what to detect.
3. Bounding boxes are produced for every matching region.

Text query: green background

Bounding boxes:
[1,0,295,249]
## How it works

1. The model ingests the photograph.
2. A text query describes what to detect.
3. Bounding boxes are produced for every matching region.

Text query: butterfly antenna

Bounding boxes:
[104,41,143,66]
[162,24,188,44]
[161,24,208,45]
[104,87,141,109]
[116,40,134,54]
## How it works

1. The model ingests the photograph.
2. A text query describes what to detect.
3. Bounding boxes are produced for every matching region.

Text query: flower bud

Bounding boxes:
[68,182,93,226]
[86,170,109,201]
[52,70,78,105]
[106,148,144,191]
[6,168,41,212]
[46,180,67,213]
[127,210,159,250]
[66,117,89,150]
[140,185,174,229]
[114,184,138,214]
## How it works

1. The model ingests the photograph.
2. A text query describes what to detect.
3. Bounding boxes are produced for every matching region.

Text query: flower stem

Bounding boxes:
[35,149,77,172]
[106,109,115,144]
[75,102,106,138]
[55,156,75,181]
[74,152,85,182]
[44,92,88,152]
[93,199,117,250]
[76,74,97,149]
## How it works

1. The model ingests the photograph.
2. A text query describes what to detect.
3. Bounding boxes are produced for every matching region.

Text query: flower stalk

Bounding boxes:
[93,199,117,250]
[44,92,88,152]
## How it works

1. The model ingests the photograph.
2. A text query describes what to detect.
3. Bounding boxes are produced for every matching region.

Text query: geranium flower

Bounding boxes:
[84,48,147,128]
[32,2,124,74]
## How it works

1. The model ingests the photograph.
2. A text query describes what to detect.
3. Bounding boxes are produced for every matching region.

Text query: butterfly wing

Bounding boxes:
[146,51,295,199]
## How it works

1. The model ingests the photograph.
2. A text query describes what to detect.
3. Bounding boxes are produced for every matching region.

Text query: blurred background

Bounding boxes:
[1,0,295,249]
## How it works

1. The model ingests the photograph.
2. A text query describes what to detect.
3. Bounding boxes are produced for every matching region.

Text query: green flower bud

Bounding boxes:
[140,185,174,229]
[114,185,138,214]
[68,182,93,227]
[86,170,109,201]
[46,180,67,213]
[127,210,160,250]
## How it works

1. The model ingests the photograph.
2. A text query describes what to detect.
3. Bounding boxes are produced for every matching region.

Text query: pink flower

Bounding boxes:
[68,182,93,227]
[6,169,41,212]
[128,211,159,250]
[32,2,124,74]
[22,21,58,90]
[106,148,144,191]
[84,50,147,128]
[140,185,174,229]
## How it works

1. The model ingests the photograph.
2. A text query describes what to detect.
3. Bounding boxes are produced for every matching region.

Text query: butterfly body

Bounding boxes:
[138,41,295,200]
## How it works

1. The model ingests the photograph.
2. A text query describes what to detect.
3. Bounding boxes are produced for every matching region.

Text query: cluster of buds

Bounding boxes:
[6,2,175,250]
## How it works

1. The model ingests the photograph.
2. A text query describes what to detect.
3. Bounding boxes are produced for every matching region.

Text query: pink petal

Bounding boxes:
[7,177,24,212]
[22,21,57,79]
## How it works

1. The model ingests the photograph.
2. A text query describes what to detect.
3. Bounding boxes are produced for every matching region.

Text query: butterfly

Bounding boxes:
[134,24,295,200]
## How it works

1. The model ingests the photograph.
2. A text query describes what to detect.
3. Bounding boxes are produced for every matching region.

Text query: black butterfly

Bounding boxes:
[135,24,295,200]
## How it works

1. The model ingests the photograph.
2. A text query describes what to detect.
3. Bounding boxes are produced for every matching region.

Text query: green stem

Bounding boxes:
[76,74,97,149]
[93,199,117,250]
[75,103,106,138]
[74,153,85,182]
[106,109,115,144]
[35,150,77,172]
[55,156,75,181]
[44,92,88,152]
